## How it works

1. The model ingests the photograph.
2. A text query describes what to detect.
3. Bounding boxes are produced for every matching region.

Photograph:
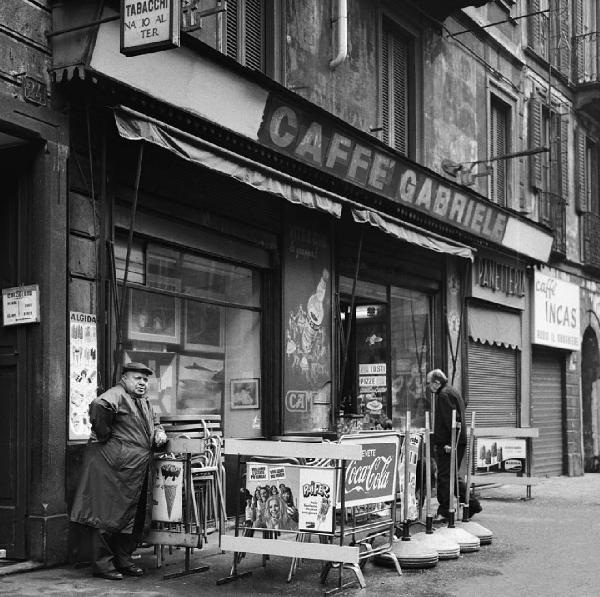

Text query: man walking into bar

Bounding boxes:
[71,362,167,580]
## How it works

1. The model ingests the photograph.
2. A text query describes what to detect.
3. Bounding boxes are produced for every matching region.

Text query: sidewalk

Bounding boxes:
[2,474,600,597]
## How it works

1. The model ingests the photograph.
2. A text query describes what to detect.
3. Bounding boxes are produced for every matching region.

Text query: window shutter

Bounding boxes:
[381,19,409,156]
[574,0,585,81]
[560,116,569,202]
[243,0,264,71]
[226,0,239,61]
[558,0,570,78]
[490,99,507,207]
[528,0,542,54]
[529,94,543,190]
[381,30,390,146]
[575,129,587,214]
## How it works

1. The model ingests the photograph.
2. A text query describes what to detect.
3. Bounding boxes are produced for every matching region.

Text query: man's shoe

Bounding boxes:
[93,570,123,580]
[118,565,144,577]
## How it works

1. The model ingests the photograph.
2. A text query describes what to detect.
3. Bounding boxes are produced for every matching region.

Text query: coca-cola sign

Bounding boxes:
[337,434,400,507]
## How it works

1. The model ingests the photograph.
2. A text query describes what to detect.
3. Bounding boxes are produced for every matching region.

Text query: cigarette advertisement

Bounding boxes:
[69,311,98,440]
[298,466,336,534]
[245,462,300,532]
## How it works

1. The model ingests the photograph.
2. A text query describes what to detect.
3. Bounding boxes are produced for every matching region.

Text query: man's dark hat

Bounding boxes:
[122,362,154,376]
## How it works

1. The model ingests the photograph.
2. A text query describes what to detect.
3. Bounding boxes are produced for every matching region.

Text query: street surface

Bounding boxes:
[1,474,599,596]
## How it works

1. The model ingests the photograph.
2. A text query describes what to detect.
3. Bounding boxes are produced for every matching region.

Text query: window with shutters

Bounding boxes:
[529,93,568,255]
[527,0,571,78]
[579,135,600,267]
[380,18,415,157]
[489,96,510,207]
[225,0,266,71]
[573,0,599,83]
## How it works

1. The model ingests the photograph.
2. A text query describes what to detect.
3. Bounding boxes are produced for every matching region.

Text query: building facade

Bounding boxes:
[1,0,599,564]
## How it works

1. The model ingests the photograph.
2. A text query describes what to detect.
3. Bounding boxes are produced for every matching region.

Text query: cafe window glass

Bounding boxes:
[117,237,262,438]
[390,287,432,430]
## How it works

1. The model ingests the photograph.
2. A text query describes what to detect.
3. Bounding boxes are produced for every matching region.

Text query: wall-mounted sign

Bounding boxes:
[69,312,98,441]
[533,271,580,351]
[471,254,527,309]
[2,284,40,326]
[121,0,180,56]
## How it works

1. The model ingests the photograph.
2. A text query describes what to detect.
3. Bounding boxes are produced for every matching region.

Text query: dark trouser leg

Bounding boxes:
[91,528,117,574]
[435,450,451,515]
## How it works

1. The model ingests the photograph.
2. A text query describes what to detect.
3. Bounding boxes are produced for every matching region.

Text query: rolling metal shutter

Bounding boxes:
[466,340,519,428]
[531,349,564,476]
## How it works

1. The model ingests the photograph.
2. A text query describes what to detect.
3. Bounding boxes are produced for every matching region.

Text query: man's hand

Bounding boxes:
[443,444,451,454]
[154,428,168,447]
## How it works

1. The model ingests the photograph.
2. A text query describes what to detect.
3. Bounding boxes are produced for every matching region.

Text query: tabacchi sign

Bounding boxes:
[533,271,580,351]
[121,0,180,56]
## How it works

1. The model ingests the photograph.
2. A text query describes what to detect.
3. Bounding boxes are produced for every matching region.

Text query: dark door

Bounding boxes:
[0,161,27,558]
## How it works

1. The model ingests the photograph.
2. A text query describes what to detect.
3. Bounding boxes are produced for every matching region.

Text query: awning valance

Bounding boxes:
[113,106,343,219]
[351,208,474,261]
[468,305,521,349]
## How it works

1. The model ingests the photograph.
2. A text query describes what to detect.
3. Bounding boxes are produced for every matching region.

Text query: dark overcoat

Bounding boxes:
[70,382,160,534]
[433,382,467,448]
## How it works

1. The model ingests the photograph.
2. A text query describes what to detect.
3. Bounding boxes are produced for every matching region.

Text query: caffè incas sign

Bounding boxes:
[533,271,580,351]
[121,0,180,56]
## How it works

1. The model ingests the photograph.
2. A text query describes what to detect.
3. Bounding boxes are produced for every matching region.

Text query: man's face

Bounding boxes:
[427,376,441,395]
[122,371,149,396]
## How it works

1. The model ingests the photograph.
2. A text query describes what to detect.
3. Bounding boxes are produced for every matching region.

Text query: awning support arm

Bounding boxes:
[112,141,144,385]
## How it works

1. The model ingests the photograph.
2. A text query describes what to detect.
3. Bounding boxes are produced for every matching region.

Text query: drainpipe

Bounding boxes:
[329,0,348,69]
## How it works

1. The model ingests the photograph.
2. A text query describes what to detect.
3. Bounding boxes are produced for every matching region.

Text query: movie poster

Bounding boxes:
[69,311,98,440]
[298,466,336,533]
[245,462,300,533]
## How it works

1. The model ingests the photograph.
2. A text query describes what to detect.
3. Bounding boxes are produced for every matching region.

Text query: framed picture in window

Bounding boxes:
[129,290,180,344]
[231,378,260,410]
[184,301,224,353]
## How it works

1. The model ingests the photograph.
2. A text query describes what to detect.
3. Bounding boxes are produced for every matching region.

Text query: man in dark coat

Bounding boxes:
[71,362,167,580]
[427,368,467,521]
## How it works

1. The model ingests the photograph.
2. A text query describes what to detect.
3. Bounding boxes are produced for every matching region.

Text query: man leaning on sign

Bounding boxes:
[70,362,167,580]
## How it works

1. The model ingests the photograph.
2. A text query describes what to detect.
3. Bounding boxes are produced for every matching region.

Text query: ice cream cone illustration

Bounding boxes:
[161,463,181,520]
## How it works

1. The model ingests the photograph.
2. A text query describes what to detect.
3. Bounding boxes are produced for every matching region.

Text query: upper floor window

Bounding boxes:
[489,96,510,207]
[381,17,415,157]
[185,0,278,77]
[527,0,570,77]
[576,132,600,216]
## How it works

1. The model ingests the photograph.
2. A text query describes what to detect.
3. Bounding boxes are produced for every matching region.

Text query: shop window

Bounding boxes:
[380,17,415,157]
[389,288,431,431]
[338,279,433,432]
[489,96,510,207]
[116,237,262,438]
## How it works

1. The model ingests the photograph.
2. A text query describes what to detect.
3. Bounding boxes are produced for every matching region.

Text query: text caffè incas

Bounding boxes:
[258,96,508,244]
[533,271,580,351]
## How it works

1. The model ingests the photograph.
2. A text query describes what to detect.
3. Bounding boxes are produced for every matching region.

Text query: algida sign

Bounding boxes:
[121,0,180,56]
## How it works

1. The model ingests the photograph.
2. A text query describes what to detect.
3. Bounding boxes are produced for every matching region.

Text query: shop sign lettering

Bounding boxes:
[475,256,526,297]
[533,271,580,351]
[285,390,312,412]
[338,436,399,507]
[121,0,180,56]
[258,95,509,244]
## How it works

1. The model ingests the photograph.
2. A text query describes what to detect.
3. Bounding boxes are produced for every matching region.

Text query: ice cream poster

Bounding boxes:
[152,458,184,522]
[245,463,300,533]
[68,311,98,441]
[298,466,336,534]
[476,438,527,473]
[398,433,421,521]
